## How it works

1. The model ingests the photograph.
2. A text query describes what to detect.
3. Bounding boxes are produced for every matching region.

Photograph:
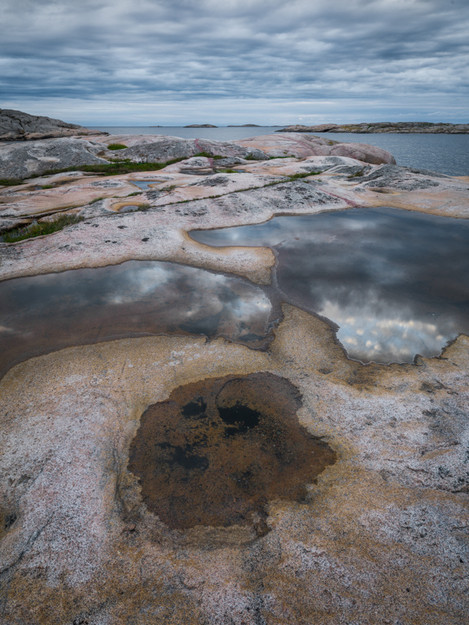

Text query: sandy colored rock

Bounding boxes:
[0,306,467,624]
[0,132,468,625]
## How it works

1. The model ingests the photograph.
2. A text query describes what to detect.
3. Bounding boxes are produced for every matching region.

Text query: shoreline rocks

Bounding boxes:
[278,121,469,133]
[0,126,468,625]
[0,132,396,182]
[0,108,107,141]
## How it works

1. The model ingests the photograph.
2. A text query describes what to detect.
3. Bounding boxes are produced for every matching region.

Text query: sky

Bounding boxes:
[1,0,468,126]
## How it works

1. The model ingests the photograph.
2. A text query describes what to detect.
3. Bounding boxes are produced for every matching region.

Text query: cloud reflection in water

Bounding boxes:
[0,261,272,377]
[191,207,469,363]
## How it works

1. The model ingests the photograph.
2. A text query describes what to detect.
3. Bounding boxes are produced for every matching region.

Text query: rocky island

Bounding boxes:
[278,121,469,133]
[0,110,468,625]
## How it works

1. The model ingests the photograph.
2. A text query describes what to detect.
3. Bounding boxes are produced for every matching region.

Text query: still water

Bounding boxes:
[0,262,273,379]
[1,208,468,374]
[92,126,469,176]
[190,207,469,364]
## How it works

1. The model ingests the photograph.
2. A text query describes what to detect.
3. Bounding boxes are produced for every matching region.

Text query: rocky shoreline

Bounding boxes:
[278,121,469,133]
[0,111,468,625]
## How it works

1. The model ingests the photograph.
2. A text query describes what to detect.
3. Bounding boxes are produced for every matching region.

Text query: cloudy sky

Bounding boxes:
[1,0,468,125]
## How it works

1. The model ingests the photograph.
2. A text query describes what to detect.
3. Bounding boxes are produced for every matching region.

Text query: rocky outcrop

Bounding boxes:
[236,133,396,165]
[0,130,468,625]
[278,121,469,133]
[0,108,106,141]
[111,136,267,163]
[0,132,396,182]
[184,124,218,128]
[0,138,109,180]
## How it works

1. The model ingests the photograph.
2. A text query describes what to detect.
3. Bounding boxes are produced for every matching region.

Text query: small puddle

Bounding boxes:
[190,207,469,363]
[0,261,274,379]
[128,373,336,532]
[130,179,169,191]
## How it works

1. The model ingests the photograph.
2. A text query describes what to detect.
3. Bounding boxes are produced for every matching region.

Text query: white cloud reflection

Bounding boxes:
[320,300,450,363]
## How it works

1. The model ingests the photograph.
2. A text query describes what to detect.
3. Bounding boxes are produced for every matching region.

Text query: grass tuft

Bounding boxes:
[2,215,84,243]
[0,178,23,186]
[287,171,320,180]
[107,143,128,150]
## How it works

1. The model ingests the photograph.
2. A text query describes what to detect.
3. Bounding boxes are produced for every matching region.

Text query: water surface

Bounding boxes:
[0,261,273,379]
[190,208,469,364]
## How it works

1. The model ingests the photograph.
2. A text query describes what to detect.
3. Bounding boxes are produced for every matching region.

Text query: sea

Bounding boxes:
[91,126,469,177]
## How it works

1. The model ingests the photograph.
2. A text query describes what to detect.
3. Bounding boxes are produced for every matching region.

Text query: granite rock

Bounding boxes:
[278,121,469,134]
[237,133,396,165]
[0,138,109,180]
[112,136,267,163]
[0,108,105,141]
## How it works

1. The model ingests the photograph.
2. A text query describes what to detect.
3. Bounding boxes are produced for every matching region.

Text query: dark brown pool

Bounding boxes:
[128,373,336,532]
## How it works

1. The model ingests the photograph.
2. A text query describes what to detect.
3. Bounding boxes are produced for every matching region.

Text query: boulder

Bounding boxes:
[0,138,109,180]
[236,133,396,165]
[112,136,266,163]
[0,108,105,141]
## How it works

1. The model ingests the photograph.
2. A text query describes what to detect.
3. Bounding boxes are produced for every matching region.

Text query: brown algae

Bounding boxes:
[128,372,336,532]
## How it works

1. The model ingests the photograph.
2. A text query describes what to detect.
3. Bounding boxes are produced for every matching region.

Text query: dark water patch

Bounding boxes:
[190,208,469,364]
[0,261,274,379]
[128,373,336,531]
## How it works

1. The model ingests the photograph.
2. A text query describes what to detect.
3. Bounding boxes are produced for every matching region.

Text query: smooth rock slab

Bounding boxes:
[0,108,104,141]
[0,138,108,180]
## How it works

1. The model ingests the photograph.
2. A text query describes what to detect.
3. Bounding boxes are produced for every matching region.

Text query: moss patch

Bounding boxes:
[2,215,84,243]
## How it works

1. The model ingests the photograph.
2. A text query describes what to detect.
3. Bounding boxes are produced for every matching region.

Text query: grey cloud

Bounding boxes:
[1,0,468,123]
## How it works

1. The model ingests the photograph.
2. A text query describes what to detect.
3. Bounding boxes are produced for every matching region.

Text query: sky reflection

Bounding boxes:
[190,208,469,363]
[0,261,272,378]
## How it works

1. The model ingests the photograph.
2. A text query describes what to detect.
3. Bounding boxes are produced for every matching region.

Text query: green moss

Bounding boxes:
[107,143,128,150]
[347,170,365,179]
[41,184,54,189]
[2,215,84,243]
[287,171,320,180]
[39,156,198,178]
[0,178,23,186]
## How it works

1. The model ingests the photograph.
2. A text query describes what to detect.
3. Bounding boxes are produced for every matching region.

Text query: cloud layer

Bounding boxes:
[1,0,468,124]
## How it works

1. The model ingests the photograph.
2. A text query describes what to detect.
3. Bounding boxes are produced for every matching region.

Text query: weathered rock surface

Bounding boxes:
[279,121,469,133]
[236,133,396,165]
[0,138,109,180]
[0,132,395,182]
[0,108,105,141]
[0,132,468,625]
[0,306,467,624]
[109,136,267,163]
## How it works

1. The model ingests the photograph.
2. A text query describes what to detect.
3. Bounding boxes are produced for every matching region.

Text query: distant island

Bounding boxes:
[184,124,218,128]
[277,122,469,134]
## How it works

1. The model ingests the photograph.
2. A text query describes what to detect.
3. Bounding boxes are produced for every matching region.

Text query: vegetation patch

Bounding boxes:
[0,178,23,187]
[107,143,128,150]
[2,215,84,243]
[288,171,320,180]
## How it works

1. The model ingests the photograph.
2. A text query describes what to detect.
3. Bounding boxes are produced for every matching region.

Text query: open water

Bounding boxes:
[92,126,469,176]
